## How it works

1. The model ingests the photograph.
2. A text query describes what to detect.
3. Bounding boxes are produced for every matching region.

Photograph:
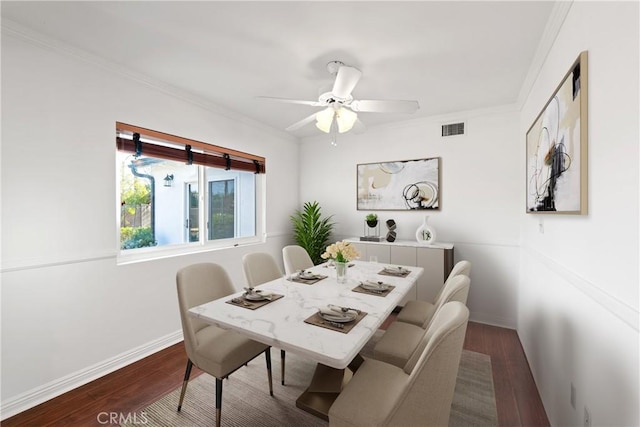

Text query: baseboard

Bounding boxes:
[469,311,516,330]
[0,330,183,420]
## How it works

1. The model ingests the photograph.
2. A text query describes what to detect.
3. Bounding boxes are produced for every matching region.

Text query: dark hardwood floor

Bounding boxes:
[2,321,549,427]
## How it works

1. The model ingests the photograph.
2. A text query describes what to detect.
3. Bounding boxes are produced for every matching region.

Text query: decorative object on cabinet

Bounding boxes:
[361,213,384,242]
[386,219,397,242]
[357,157,440,210]
[290,201,335,265]
[415,215,436,245]
[365,213,378,227]
[526,51,588,214]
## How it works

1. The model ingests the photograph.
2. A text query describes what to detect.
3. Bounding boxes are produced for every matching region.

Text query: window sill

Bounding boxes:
[116,235,265,266]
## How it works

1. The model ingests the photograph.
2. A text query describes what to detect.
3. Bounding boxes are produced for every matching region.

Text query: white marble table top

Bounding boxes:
[189,260,423,369]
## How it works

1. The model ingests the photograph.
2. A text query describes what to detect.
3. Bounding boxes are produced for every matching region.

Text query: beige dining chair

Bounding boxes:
[396,260,472,327]
[282,244,314,276]
[242,252,287,385]
[176,262,273,427]
[242,252,283,288]
[328,301,469,427]
[372,275,470,368]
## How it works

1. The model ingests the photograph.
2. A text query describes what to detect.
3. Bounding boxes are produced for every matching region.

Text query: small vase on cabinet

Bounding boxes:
[415,215,436,245]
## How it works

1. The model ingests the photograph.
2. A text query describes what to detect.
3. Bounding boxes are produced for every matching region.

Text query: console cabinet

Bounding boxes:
[347,238,454,306]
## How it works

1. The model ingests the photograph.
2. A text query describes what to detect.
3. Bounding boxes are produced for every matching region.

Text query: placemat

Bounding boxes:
[225,294,284,310]
[378,268,411,277]
[304,310,367,334]
[352,283,396,297]
[288,274,328,285]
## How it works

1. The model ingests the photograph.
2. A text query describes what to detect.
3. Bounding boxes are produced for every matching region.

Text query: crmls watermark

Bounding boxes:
[97,411,148,425]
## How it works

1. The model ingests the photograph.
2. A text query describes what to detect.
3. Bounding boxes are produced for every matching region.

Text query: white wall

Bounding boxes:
[2,2,638,424]
[298,108,522,328]
[519,2,639,426]
[0,33,299,416]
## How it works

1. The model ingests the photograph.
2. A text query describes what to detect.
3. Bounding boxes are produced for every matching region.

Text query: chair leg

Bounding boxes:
[215,377,222,427]
[177,359,194,412]
[265,348,274,396]
[281,349,286,385]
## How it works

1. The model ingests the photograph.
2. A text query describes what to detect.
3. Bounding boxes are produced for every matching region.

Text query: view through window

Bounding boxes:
[116,123,264,256]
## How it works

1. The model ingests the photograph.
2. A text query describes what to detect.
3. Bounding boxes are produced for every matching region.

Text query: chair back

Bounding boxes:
[242,252,282,286]
[176,263,235,362]
[389,301,469,426]
[420,274,469,331]
[449,260,472,278]
[432,272,470,313]
[282,245,314,275]
[433,260,471,303]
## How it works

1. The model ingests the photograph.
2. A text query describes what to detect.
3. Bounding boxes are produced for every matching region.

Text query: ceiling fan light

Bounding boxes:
[315,107,335,133]
[336,107,358,133]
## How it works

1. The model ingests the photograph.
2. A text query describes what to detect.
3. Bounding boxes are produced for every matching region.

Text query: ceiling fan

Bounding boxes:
[260,61,420,135]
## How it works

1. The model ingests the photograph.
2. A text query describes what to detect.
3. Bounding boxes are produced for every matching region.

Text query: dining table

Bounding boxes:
[188,259,424,420]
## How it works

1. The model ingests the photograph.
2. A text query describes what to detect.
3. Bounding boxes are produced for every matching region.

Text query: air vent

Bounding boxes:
[441,122,465,137]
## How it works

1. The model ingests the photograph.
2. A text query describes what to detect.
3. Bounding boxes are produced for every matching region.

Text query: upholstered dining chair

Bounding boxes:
[242,252,287,385]
[396,260,472,327]
[372,275,470,368]
[282,245,314,276]
[176,262,273,427]
[328,301,469,427]
[242,252,283,288]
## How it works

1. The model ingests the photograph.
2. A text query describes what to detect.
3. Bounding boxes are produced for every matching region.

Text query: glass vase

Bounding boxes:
[335,261,348,284]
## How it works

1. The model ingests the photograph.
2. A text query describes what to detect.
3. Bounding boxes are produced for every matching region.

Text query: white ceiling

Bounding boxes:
[2,1,556,137]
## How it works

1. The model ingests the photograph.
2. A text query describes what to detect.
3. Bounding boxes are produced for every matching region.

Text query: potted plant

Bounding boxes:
[365,213,378,228]
[290,201,335,265]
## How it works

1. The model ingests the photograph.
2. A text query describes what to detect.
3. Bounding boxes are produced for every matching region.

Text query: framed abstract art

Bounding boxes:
[526,51,588,214]
[357,157,440,211]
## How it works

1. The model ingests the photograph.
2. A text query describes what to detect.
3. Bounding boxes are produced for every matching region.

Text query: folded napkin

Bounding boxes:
[382,266,410,275]
[296,270,321,280]
[244,288,274,300]
[361,280,389,290]
[318,304,358,320]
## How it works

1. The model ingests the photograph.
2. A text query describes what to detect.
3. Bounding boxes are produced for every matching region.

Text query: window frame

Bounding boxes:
[115,123,266,265]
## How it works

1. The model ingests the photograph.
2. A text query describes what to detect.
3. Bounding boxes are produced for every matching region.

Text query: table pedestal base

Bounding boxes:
[295,354,365,420]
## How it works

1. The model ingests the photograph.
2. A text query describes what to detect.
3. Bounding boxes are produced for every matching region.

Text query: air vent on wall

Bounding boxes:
[441,122,465,137]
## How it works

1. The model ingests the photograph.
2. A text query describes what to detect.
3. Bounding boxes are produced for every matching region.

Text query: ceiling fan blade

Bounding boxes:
[257,96,323,107]
[332,66,362,100]
[350,99,420,114]
[285,112,319,132]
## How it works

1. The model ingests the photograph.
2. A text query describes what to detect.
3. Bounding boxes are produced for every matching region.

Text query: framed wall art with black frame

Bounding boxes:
[526,51,588,214]
[357,157,440,211]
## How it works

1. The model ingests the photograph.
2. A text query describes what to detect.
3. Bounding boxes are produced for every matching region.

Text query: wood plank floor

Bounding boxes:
[2,321,549,427]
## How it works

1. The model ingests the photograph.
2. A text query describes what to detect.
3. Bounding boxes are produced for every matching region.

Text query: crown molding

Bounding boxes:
[516,1,574,109]
[1,19,297,143]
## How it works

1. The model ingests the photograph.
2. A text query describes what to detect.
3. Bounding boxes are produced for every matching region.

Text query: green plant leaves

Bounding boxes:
[290,201,335,265]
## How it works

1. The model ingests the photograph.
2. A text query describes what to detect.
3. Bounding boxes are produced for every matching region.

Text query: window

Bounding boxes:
[209,179,235,240]
[116,123,265,260]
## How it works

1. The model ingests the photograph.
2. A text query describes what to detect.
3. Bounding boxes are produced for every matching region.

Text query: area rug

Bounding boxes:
[124,332,497,427]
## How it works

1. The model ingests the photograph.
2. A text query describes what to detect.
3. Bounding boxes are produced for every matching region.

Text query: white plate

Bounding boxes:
[319,312,357,323]
[244,291,271,301]
[383,266,409,274]
[298,271,318,280]
[361,280,388,291]
[319,305,358,323]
